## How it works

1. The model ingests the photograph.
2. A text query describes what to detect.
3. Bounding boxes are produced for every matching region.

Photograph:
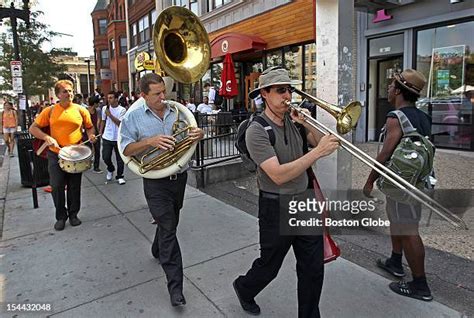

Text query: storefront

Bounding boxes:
[357,0,474,150]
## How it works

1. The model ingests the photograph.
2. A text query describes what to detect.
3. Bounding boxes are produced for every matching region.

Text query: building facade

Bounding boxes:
[91,0,129,94]
[355,0,474,151]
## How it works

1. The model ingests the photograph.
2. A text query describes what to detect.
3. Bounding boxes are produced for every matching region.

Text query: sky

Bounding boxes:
[2,0,97,57]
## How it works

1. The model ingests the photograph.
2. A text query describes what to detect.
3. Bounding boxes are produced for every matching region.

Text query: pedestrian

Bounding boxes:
[197,96,212,114]
[29,80,96,231]
[88,96,103,173]
[232,66,339,317]
[363,69,433,301]
[99,91,127,184]
[203,82,216,110]
[119,73,204,307]
[186,97,196,112]
[1,101,18,157]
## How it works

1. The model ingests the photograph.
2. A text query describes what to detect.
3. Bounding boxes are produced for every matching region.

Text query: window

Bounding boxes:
[130,23,137,47]
[304,43,317,97]
[207,0,232,12]
[285,46,303,100]
[151,9,157,26]
[173,0,184,6]
[265,50,283,68]
[190,0,198,15]
[100,50,109,67]
[110,38,115,59]
[138,15,150,44]
[120,36,127,55]
[98,19,107,35]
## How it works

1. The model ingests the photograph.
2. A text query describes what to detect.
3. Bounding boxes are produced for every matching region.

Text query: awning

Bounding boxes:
[210,32,266,59]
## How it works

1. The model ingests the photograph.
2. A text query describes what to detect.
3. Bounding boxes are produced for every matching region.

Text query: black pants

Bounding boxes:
[102,138,124,178]
[92,137,101,170]
[47,151,83,221]
[143,172,187,296]
[236,194,324,318]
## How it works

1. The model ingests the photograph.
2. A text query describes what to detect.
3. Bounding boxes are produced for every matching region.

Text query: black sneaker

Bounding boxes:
[54,219,66,231]
[389,281,433,301]
[377,258,405,277]
[233,279,261,315]
[69,217,82,227]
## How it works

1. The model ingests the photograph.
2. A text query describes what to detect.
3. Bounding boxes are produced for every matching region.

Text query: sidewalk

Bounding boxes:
[0,155,462,317]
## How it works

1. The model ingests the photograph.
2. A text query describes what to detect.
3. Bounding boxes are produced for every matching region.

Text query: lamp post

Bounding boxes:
[0,0,30,130]
[84,57,92,96]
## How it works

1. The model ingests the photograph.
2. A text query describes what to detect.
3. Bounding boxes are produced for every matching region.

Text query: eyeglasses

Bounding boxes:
[274,86,294,94]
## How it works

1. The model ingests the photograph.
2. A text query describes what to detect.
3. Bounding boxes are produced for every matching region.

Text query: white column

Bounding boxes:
[315,0,355,194]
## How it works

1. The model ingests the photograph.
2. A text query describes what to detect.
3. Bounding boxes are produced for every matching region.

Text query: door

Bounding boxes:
[374,56,403,139]
[244,72,261,111]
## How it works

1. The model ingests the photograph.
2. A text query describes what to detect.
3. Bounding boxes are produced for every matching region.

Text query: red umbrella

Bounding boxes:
[219,53,238,98]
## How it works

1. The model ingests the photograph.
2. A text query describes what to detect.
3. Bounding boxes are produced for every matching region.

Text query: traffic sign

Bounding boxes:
[13,77,23,93]
[10,60,22,77]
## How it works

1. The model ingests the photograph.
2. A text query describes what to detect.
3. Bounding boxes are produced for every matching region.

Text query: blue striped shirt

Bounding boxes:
[119,100,188,172]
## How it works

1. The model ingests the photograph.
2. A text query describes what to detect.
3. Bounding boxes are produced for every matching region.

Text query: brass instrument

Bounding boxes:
[288,92,467,230]
[118,6,210,179]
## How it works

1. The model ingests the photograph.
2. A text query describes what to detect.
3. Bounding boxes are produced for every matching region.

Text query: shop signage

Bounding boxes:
[100,69,113,80]
[373,9,392,23]
[143,60,155,70]
[428,45,466,102]
[134,51,151,72]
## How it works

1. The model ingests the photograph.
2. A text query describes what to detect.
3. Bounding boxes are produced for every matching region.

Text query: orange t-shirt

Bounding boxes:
[2,110,16,128]
[34,103,93,153]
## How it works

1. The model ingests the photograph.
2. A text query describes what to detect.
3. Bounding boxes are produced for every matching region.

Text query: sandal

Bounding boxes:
[377,258,405,277]
[389,281,433,301]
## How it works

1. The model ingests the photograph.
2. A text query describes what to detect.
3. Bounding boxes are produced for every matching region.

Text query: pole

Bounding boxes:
[86,60,92,95]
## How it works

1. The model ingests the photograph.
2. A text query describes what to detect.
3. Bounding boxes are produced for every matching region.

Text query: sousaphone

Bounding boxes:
[118,6,211,179]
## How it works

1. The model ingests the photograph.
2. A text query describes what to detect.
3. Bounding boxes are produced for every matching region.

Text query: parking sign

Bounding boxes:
[10,61,22,77]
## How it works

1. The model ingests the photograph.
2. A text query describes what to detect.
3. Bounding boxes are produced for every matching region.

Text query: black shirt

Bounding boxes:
[387,106,432,137]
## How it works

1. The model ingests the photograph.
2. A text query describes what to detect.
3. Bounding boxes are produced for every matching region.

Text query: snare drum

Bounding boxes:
[58,145,93,173]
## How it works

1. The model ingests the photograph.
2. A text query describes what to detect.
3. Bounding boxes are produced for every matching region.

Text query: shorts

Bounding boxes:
[3,127,16,134]
[386,197,421,224]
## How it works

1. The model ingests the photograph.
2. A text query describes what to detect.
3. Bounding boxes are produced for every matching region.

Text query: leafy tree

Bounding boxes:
[0,10,69,98]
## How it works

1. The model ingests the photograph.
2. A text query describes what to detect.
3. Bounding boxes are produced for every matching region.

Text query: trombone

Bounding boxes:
[289,88,468,230]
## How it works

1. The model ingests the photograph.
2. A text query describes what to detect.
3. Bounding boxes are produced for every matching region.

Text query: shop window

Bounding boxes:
[98,19,107,35]
[304,43,317,97]
[285,46,303,101]
[415,20,474,150]
[120,37,127,55]
[266,49,283,68]
[101,50,110,68]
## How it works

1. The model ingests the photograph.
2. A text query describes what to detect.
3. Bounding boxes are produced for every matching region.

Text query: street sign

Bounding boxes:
[10,60,22,77]
[13,77,23,93]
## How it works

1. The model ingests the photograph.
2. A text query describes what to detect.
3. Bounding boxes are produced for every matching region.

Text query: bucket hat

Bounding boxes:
[393,69,426,96]
[249,66,293,99]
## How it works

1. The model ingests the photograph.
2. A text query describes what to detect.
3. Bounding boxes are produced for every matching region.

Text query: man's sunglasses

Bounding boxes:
[274,86,295,94]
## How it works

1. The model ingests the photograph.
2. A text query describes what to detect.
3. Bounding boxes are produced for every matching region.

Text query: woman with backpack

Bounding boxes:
[363,69,433,301]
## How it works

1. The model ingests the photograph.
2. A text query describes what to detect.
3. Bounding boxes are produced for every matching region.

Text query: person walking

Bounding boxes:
[1,101,18,157]
[364,69,433,301]
[100,91,127,184]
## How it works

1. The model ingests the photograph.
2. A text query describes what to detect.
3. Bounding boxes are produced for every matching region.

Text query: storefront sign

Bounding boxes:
[134,52,151,72]
[143,60,155,70]
[373,9,392,23]
[428,45,465,101]
[100,69,113,80]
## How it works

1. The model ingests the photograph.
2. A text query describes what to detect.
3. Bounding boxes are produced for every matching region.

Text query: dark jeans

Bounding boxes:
[92,137,101,170]
[143,172,187,296]
[236,194,324,318]
[102,138,124,178]
[47,151,83,221]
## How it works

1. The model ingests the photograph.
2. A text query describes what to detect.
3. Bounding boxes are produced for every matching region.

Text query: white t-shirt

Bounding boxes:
[102,105,127,141]
[197,103,213,114]
[186,103,196,112]
[208,87,216,104]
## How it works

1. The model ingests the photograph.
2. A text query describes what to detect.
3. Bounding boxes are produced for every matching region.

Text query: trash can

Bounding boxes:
[15,131,49,187]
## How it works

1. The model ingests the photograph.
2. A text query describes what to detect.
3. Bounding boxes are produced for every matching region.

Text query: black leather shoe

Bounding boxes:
[69,217,82,227]
[170,293,186,307]
[233,279,260,315]
[54,219,66,231]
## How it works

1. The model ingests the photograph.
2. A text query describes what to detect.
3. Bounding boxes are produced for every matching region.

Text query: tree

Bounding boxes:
[0,10,69,98]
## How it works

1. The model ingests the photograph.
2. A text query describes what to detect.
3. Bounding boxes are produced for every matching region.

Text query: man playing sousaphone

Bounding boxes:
[30,80,97,231]
[118,73,204,307]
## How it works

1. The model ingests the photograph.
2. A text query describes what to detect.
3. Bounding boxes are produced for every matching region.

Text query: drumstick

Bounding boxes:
[36,142,49,156]
[78,134,101,146]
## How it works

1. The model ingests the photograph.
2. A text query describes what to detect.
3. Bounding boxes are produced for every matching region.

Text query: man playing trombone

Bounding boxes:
[232,66,339,317]
[364,69,433,301]
[118,73,204,307]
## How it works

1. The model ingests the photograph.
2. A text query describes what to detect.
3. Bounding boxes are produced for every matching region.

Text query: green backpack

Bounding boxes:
[376,110,435,204]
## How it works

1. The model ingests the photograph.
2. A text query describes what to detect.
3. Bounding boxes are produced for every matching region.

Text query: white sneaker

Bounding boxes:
[118,178,126,185]
[106,171,113,181]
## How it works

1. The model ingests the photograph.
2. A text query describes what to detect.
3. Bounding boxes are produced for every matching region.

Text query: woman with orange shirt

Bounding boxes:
[29,80,97,231]
[1,101,18,157]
